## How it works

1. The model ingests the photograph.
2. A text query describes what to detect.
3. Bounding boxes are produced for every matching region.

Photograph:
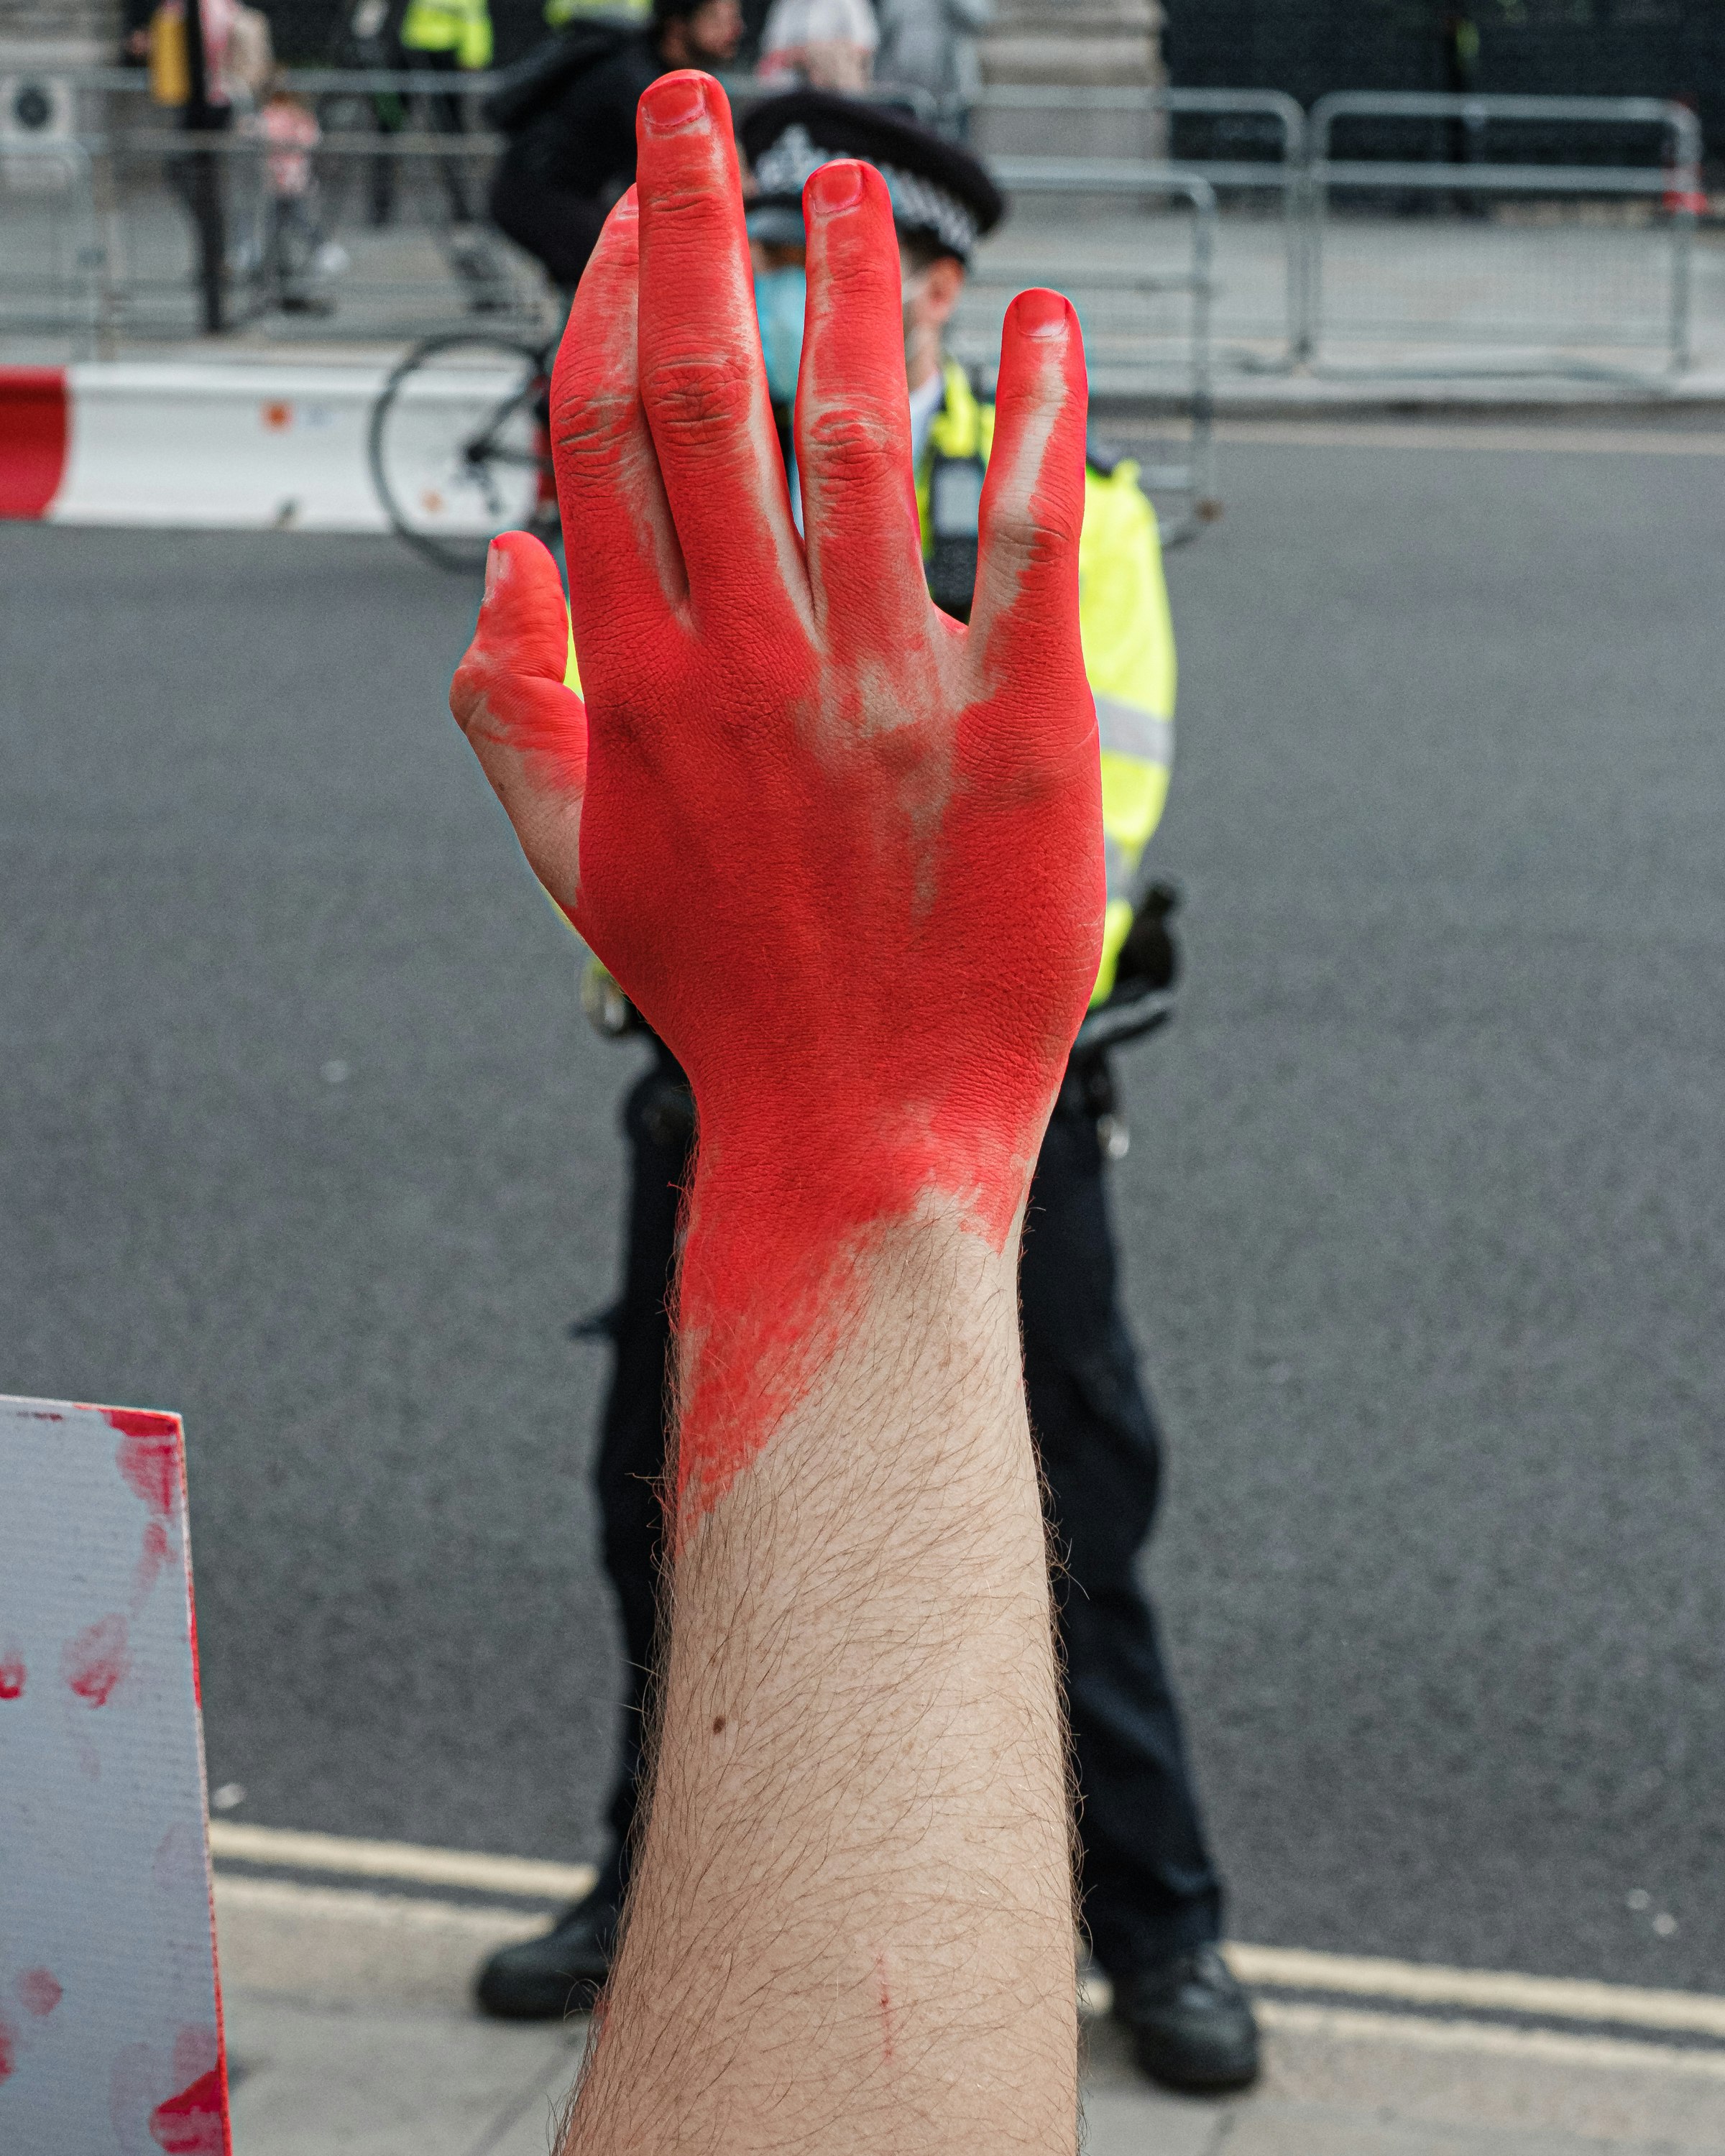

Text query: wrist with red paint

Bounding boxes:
[666,1094,1045,1519]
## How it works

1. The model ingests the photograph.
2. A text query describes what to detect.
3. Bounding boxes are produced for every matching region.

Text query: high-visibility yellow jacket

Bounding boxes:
[565,359,1176,1011]
[400,0,493,68]
[544,0,648,22]
[916,361,1175,1005]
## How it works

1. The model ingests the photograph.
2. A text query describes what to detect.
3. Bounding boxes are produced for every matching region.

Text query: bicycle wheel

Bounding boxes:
[369,331,556,572]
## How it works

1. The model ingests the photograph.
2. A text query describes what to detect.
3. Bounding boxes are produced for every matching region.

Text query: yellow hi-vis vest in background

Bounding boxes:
[915,361,1175,1006]
[545,0,647,22]
[564,359,1177,1013]
[400,0,493,67]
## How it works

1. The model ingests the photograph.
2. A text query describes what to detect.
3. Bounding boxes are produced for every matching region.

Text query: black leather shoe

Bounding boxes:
[1112,1943,1261,2092]
[475,1892,618,2021]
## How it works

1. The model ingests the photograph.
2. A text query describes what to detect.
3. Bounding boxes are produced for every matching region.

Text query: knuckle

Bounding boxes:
[553,384,639,472]
[449,653,491,737]
[641,351,753,452]
[801,400,899,479]
[649,180,717,223]
[811,245,888,310]
[983,508,1077,583]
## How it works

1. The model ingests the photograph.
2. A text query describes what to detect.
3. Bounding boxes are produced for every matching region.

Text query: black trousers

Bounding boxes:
[590,1046,1225,1978]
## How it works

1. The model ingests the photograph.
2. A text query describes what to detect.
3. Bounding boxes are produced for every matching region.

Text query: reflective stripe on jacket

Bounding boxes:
[916,361,1175,1004]
[400,0,493,66]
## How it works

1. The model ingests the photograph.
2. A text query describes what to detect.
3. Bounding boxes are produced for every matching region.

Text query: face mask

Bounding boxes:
[753,266,806,408]
[901,266,930,372]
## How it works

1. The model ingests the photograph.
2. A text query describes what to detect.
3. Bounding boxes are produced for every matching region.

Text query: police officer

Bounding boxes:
[477,93,1260,2096]
[397,0,511,304]
[397,0,492,173]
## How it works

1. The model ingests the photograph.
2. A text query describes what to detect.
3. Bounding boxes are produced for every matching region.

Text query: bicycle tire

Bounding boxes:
[369,330,558,573]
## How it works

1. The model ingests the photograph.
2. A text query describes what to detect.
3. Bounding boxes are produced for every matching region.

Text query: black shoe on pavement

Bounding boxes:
[1111,1943,1260,2093]
[475,1891,619,2021]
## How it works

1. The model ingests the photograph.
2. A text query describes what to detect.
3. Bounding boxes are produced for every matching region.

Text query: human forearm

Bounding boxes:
[568,1197,1077,2155]
[452,68,1102,2152]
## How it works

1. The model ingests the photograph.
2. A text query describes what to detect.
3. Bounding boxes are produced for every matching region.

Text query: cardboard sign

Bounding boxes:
[0,1396,229,2155]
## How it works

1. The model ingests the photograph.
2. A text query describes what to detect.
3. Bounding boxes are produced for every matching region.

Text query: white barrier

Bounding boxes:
[52,361,392,530]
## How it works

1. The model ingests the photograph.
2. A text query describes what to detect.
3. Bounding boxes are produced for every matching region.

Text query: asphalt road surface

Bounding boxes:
[4,428,1722,1994]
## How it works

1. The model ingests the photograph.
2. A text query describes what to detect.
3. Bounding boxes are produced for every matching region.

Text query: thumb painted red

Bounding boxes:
[452,73,1100,1524]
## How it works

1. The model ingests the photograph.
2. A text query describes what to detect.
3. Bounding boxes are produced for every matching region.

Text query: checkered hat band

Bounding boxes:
[752,124,980,258]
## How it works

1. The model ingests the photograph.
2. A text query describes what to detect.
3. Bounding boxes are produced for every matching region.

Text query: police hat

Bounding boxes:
[740,91,1006,263]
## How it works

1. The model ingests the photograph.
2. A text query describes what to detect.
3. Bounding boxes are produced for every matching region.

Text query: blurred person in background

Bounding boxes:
[397,0,513,305]
[758,0,879,93]
[347,0,408,229]
[873,0,990,116]
[144,0,272,110]
[257,70,346,313]
[475,88,1261,2101]
[144,0,272,300]
[487,0,743,299]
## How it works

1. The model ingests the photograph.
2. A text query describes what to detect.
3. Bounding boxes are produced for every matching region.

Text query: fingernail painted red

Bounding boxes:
[641,71,707,133]
[1013,288,1070,338]
[809,160,865,211]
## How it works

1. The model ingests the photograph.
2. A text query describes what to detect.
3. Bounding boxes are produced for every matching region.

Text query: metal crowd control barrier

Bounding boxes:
[84,126,542,343]
[0,137,104,355]
[0,75,1703,395]
[1302,93,1701,377]
[954,160,1217,543]
[965,86,1305,368]
[2,70,546,348]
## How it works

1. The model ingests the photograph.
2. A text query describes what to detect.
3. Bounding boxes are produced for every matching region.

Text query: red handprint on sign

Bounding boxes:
[453,73,1101,1521]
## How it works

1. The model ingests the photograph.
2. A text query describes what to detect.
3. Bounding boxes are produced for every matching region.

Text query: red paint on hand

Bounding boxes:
[106,1409,183,1518]
[452,75,1100,1522]
[0,1646,23,1700]
[17,1968,63,2017]
[63,1613,129,1707]
[149,2066,225,2155]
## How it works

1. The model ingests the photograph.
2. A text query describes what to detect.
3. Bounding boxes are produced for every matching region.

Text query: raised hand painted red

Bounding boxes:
[453,73,1100,1519]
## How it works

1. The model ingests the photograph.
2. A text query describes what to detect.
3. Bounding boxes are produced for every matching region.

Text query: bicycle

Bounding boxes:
[369,328,560,572]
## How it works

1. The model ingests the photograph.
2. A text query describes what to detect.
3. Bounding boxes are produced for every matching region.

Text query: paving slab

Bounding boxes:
[226,1994,579,2156]
[213,1878,1725,2156]
[216,1876,546,2015]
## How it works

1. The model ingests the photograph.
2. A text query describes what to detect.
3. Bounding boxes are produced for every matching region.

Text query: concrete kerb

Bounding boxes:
[208,1828,1725,2156]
